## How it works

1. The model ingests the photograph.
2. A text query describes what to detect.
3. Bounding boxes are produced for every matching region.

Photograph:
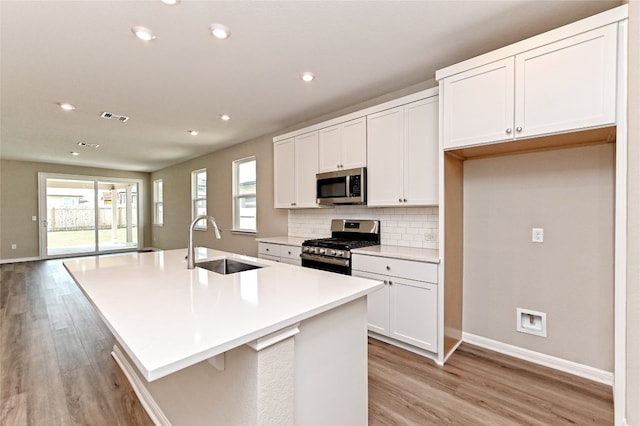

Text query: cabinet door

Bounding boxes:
[273,138,295,208]
[318,125,342,173]
[340,117,367,170]
[515,24,617,139]
[367,107,404,206]
[389,278,437,352]
[294,131,319,208]
[404,97,439,205]
[442,58,515,149]
[352,270,389,335]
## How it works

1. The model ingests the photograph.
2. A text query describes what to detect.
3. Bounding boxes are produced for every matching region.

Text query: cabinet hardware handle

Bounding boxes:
[516,126,523,133]
[506,128,512,134]
[288,251,291,255]
[386,265,390,271]
[403,198,407,202]
[398,198,402,202]
[389,280,393,285]
[383,280,388,285]
[266,248,269,252]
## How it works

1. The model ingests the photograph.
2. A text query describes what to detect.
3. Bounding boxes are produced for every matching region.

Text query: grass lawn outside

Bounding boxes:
[48,227,138,248]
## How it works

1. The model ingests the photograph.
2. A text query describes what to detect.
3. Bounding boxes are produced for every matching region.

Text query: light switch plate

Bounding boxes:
[532,228,544,243]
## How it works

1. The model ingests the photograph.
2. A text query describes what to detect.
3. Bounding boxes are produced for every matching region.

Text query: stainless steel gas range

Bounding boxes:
[300,219,380,275]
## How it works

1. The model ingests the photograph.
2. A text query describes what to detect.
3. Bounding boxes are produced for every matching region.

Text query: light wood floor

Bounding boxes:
[1,259,613,425]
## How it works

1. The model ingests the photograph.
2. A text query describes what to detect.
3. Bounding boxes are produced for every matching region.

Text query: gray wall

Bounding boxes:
[463,144,614,371]
[149,134,287,257]
[0,160,151,260]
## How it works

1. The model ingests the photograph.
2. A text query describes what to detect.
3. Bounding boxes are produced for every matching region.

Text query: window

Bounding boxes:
[232,157,256,232]
[153,179,163,226]
[191,169,207,229]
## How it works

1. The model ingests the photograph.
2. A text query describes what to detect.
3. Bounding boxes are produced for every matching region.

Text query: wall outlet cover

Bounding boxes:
[516,308,547,337]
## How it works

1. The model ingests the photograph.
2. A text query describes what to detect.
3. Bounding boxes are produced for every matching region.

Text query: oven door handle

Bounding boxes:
[300,253,350,267]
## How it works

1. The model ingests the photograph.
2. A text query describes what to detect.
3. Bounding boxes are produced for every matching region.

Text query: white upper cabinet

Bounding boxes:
[367,96,439,207]
[318,117,366,173]
[274,131,319,208]
[442,58,515,148]
[514,24,617,139]
[441,23,618,150]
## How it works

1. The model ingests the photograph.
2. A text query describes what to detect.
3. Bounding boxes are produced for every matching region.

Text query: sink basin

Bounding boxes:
[196,258,263,275]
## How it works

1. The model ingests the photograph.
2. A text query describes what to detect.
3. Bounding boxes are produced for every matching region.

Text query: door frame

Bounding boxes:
[38,172,144,259]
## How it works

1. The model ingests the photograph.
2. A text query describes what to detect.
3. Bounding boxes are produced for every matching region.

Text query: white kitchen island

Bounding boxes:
[64,248,383,426]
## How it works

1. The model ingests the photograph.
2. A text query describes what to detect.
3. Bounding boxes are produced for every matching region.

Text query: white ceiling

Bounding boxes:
[0,0,621,172]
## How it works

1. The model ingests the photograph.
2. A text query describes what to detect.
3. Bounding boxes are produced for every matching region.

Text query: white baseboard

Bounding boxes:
[111,345,170,426]
[0,256,41,264]
[462,332,613,386]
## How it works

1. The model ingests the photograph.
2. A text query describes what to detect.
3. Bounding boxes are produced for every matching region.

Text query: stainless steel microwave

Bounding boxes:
[316,167,366,205]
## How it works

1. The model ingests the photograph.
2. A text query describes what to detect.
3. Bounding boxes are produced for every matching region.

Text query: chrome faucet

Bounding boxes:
[187,215,222,269]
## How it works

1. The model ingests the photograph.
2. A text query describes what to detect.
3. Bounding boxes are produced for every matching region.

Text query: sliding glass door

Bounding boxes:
[39,173,142,258]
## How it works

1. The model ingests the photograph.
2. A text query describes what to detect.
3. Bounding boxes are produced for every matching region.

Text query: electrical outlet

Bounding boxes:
[532,228,544,243]
[11,244,17,250]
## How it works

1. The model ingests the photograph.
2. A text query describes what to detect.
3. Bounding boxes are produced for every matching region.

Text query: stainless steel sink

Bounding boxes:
[196,258,263,275]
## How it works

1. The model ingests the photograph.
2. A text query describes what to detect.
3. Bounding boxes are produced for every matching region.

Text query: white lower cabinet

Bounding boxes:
[352,254,438,353]
[258,242,302,266]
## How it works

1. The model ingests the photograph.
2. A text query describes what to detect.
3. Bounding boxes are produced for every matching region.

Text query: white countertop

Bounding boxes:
[64,248,382,381]
[351,245,440,263]
[255,236,306,246]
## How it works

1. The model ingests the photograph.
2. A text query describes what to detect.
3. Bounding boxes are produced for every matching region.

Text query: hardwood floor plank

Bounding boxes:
[368,339,613,425]
[0,393,27,426]
[1,312,26,400]
[24,351,73,425]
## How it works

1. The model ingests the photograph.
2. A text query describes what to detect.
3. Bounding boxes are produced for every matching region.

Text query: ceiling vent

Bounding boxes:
[100,111,130,122]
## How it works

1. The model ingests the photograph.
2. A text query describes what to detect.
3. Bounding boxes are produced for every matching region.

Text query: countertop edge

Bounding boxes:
[351,245,441,263]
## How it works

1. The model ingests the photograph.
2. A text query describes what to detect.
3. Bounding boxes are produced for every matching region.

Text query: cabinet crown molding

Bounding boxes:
[435,4,628,81]
[273,87,438,143]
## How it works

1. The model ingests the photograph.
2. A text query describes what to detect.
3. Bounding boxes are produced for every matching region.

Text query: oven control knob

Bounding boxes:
[319,248,326,255]
[329,249,337,256]
[336,250,344,257]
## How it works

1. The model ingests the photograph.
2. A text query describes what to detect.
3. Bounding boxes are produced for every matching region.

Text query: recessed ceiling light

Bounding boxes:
[131,26,156,41]
[70,151,80,156]
[209,24,230,40]
[58,102,75,111]
[301,72,315,82]
[77,141,100,148]
[220,114,231,121]
[188,130,199,136]
[161,0,180,4]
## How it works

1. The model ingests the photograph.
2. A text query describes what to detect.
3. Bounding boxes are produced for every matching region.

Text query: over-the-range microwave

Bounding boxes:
[316,167,366,205]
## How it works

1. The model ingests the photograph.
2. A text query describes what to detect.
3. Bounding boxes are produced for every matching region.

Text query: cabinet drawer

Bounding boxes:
[352,254,437,283]
[280,245,301,261]
[258,242,281,257]
[259,254,281,262]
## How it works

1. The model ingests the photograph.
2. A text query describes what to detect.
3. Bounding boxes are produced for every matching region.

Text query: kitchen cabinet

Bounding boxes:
[273,131,319,208]
[441,24,618,150]
[367,96,439,206]
[352,254,438,353]
[258,242,302,266]
[318,117,366,173]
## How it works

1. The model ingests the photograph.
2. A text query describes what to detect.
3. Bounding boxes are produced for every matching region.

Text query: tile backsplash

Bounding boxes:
[288,206,439,249]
